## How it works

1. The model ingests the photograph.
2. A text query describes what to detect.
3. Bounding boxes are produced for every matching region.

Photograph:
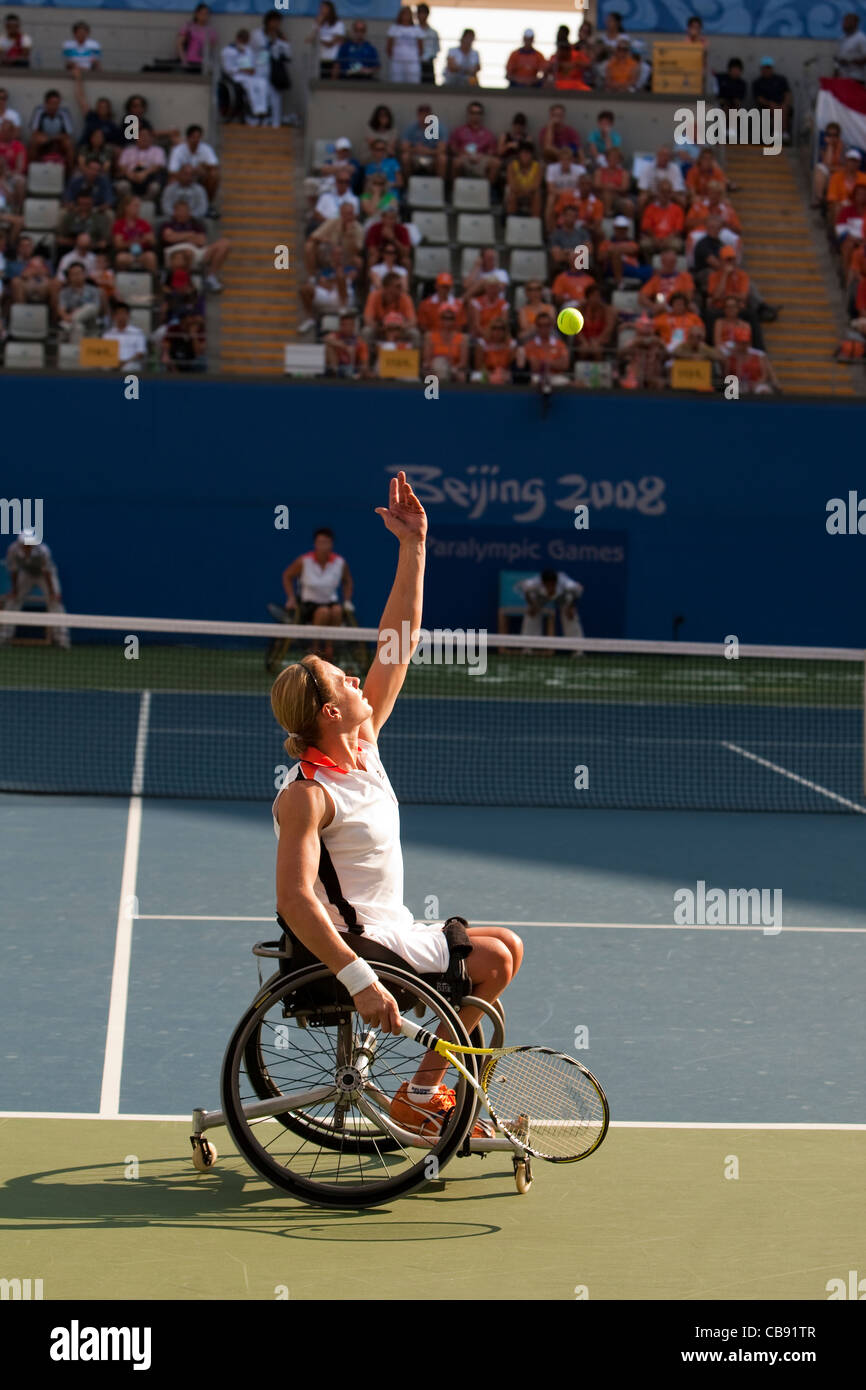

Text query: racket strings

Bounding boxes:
[483,1049,606,1160]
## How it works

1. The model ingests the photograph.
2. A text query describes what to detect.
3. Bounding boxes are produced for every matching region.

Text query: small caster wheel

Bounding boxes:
[513,1156,532,1194]
[190,1135,218,1171]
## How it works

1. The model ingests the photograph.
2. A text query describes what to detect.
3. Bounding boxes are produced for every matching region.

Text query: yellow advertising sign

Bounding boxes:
[671,357,713,391]
[79,337,120,368]
[377,347,419,380]
[652,42,704,95]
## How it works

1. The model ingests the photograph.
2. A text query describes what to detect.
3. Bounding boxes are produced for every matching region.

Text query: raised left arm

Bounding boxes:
[360,471,426,741]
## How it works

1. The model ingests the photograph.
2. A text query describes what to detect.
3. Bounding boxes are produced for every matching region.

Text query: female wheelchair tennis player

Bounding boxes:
[190,472,608,1205]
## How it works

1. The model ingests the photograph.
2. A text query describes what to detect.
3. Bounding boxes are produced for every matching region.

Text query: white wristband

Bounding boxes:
[337,958,378,995]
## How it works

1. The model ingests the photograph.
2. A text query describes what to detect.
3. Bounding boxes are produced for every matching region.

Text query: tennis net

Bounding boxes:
[0,610,864,813]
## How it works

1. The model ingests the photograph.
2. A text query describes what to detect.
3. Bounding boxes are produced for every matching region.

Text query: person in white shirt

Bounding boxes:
[0,531,70,647]
[0,87,21,126]
[444,28,480,86]
[545,146,588,194]
[103,302,147,370]
[463,247,509,294]
[306,2,345,79]
[415,4,439,84]
[517,569,584,638]
[63,22,101,72]
[252,10,292,128]
[278,527,354,658]
[0,14,31,67]
[637,147,686,211]
[269,472,521,1141]
[57,232,97,281]
[836,12,866,81]
[167,123,220,203]
[222,29,269,123]
[387,6,422,84]
[314,167,359,223]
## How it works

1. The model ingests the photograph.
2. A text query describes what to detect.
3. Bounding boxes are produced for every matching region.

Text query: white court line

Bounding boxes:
[722,740,866,815]
[98,690,150,1117]
[2,1111,864,1131]
[134,915,866,934]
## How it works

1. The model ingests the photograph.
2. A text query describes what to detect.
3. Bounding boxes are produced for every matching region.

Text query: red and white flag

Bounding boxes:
[817,78,866,154]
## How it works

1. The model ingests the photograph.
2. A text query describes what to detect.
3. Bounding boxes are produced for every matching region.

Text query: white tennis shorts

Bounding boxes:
[355,919,450,975]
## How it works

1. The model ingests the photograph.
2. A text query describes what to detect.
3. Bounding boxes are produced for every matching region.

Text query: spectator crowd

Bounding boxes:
[0,12,231,370]
[301,73,781,393]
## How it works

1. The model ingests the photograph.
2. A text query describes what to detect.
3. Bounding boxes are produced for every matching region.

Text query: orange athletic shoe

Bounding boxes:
[390,1082,494,1139]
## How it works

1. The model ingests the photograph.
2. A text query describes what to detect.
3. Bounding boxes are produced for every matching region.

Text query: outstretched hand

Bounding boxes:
[375,470,427,544]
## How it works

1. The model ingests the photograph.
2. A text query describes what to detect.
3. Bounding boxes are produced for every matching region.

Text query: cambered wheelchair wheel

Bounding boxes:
[221,962,478,1207]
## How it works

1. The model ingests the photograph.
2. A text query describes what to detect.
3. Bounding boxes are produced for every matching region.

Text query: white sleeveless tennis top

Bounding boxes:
[272,739,449,974]
[299,551,345,605]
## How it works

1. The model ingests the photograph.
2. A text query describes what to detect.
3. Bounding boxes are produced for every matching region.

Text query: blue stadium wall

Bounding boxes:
[4,378,865,647]
[598,0,866,37]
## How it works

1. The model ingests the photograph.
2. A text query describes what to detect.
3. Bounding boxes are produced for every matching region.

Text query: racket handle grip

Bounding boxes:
[399,1017,440,1052]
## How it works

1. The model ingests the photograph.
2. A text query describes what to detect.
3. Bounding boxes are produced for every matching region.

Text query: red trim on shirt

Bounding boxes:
[299,743,362,776]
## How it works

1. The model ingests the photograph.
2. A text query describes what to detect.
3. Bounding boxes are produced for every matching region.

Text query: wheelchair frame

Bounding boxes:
[190,938,538,1204]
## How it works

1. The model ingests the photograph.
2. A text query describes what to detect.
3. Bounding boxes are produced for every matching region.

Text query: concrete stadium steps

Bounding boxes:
[725,146,857,397]
[217,125,298,375]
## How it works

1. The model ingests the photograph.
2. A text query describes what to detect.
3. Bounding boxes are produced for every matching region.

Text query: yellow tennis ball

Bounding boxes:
[557,307,584,336]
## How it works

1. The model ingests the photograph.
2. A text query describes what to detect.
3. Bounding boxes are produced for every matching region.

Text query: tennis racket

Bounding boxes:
[399,1018,609,1162]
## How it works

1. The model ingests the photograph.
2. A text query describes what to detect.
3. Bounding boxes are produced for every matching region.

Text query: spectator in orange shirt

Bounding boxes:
[686,181,741,233]
[505,141,542,216]
[506,29,547,88]
[474,315,517,382]
[324,309,370,378]
[572,171,604,228]
[574,282,616,359]
[835,182,866,273]
[418,270,466,331]
[827,149,866,218]
[468,276,510,336]
[593,146,633,217]
[638,246,696,314]
[517,306,570,381]
[423,305,469,381]
[640,179,685,253]
[602,36,640,92]
[551,265,595,308]
[713,296,752,353]
[813,121,844,204]
[363,270,417,345]
[517,278,551,334]
[705,245,749,310]
[547,41,591,91]
[686,148,728,198]
[654,290,704,348]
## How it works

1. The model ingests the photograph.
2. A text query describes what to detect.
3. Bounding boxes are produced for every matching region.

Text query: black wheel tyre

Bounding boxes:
[221,965,478,1208]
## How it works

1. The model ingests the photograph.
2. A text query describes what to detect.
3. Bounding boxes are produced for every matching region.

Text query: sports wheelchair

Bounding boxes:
[190,922,538,1207]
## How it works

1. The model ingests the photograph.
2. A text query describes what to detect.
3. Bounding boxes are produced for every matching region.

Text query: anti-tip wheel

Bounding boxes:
[191,1136,218,1171]
[513,1158,532,1194]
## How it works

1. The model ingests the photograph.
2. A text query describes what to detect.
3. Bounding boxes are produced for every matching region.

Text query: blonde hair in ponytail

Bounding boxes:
[270,656,334,761]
